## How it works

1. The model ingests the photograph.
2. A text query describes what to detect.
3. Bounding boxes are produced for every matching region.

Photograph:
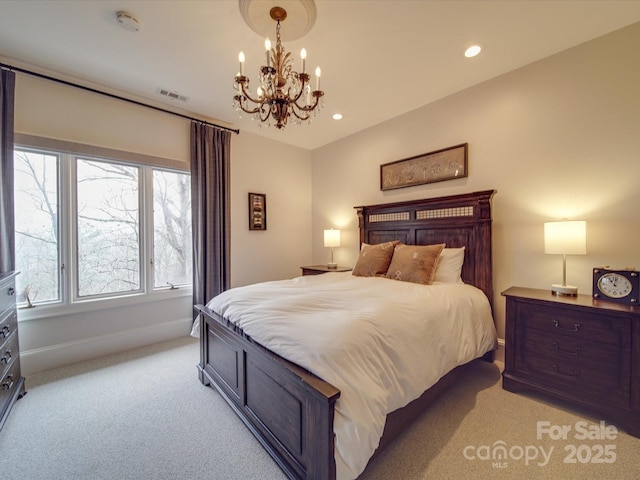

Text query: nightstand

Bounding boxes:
[502,286,640,437]
[300,265,352,276]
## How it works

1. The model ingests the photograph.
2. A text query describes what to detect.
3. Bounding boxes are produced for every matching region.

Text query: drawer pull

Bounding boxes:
[552,341,580,356]
[1,350,11,364]
[553,320,580,332]
[0,325,10,338]
[2,374,14,390]
[553,364,579,378]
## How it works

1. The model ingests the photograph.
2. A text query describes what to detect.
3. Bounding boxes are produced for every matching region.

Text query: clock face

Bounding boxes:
[597,273,633,298]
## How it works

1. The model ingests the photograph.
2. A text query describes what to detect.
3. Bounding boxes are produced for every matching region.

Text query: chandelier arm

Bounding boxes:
[293,91,323,112]
[260,109,271,124]
[235,78,265,106]
[290,108,311,121]
[235,95,263,115]
[290,87,307,105]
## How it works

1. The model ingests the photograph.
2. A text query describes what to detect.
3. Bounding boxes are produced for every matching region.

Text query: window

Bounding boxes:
[76,159,141,297]
[14,149,61,305]
[153,169,192,288]
[13,143,191,308]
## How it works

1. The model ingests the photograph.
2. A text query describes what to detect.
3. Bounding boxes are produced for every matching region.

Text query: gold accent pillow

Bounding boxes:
[352,241,400,277]
[386,243,446,285]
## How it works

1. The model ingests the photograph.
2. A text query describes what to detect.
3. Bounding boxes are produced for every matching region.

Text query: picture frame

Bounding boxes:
[248,192,267,231]
[380,143,468,191]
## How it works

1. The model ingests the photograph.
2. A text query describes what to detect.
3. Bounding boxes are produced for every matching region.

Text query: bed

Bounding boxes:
[194,190,497,480]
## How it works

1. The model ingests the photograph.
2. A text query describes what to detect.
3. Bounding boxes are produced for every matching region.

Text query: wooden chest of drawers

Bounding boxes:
[0,271,25,432]
[502,287,640,437]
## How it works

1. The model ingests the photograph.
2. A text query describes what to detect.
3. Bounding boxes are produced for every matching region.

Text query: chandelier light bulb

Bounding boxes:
[238,51,245,75]
[300,48,307,72]
[264,38,271,67]
[315,66,321,91]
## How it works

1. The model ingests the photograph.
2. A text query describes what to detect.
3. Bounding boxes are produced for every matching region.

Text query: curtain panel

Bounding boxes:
[0,69,16,274]
[190,122,231,319]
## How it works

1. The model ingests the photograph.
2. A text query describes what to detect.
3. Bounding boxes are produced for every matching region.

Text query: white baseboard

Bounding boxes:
[495,337,505,364]
[20,317,192,376]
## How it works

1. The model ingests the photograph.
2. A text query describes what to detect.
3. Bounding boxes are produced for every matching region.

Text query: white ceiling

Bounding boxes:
[1,1,640,151]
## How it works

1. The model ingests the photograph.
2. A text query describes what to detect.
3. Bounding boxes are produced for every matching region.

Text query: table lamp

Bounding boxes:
[323,229,340,269]
[544,220,586,296]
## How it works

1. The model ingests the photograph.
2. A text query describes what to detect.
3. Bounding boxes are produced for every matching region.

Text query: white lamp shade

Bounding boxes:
[323,229,341,248]
[544,221,587,255]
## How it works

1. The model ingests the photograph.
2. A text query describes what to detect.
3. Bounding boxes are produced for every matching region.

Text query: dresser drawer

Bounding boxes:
[0,279,16,317]
[0,309,18,344]
[0,330,19,377]
[519,328,626,371]
[520,303,630,346]
[518,352,631,409]
[0,356,22,413]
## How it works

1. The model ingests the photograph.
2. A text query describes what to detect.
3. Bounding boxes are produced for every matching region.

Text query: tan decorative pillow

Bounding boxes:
[386,243,446,285]
[352,241,400,277]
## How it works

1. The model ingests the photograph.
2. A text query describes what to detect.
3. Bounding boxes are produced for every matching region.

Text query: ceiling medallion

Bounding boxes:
[233,3,324,129]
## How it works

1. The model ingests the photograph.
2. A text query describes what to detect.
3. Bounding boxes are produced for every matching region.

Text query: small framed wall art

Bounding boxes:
[248,192,267,230]
[380,143,468,191]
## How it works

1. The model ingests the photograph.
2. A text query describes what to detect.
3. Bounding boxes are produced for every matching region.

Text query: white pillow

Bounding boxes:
[434,247,465,283]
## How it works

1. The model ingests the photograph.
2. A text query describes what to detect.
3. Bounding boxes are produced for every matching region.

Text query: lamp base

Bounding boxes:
[327,263,337,269]
[551,284,578,297]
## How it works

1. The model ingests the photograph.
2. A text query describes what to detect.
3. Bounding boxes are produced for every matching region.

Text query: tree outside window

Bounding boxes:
[13,147,192,308]
[14,149,60,305]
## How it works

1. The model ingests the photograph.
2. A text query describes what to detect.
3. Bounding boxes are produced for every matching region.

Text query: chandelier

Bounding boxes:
[233,6,324,129]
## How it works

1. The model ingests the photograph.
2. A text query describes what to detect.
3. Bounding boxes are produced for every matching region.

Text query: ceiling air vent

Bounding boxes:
[156,88,189,103]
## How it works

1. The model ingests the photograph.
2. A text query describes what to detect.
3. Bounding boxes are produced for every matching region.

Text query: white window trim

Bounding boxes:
[14,134,192,322]
[15,134,189,172]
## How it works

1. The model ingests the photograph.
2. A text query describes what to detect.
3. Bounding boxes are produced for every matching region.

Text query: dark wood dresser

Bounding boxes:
[0,271,25,432]
[502,286,640,437]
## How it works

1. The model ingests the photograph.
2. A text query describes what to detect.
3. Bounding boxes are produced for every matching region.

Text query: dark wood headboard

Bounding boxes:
[355,190,496,310]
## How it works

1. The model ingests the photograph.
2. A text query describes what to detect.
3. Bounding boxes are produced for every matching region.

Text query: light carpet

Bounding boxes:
[1,336,638,479]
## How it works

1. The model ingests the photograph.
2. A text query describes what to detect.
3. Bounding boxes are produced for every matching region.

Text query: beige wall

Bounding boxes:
[231,133,312,287]
[9,63,311,373]
[311,22,640,340]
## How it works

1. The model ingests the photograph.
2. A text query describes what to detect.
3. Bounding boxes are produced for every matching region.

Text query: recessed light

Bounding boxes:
[332,113,343,120]
[464,45,482,58]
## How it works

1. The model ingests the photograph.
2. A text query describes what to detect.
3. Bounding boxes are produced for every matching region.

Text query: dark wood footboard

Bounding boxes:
[196,303,340,480]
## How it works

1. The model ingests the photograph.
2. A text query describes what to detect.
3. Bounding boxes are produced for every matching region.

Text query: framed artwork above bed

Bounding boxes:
[380,143,468,191]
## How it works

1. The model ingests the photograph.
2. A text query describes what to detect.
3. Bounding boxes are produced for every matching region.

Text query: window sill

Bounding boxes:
[16,287,192,322]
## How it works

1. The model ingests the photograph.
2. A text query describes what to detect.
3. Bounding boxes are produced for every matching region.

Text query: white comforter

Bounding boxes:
[198,272,497,479]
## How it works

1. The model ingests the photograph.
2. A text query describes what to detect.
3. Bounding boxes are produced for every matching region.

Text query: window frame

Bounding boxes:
[13,146,63,306]
[72,156,144,301]
[14,134,192,320]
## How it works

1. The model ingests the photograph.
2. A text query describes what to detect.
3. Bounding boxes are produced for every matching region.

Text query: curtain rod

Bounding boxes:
[1,62,240,135]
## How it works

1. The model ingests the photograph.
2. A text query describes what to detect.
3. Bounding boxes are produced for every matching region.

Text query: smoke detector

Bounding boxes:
[116,11,141,32]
